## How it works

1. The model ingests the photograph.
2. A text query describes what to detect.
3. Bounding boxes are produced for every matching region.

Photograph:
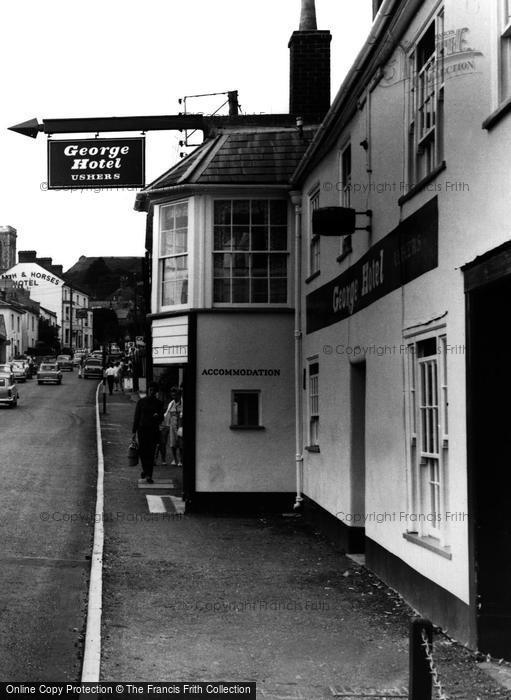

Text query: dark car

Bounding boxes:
[57,354,73,371]
[83,358,103,380]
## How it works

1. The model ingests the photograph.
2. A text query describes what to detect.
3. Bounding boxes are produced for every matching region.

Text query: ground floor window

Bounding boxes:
[406,331,448,543]
[231,390,261,428]
[308,361,319,448]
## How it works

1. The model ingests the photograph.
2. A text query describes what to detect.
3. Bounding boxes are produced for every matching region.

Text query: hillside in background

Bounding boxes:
[65,256,144,300]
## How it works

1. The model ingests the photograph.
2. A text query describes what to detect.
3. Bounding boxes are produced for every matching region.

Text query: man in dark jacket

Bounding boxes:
[132,381,164,483]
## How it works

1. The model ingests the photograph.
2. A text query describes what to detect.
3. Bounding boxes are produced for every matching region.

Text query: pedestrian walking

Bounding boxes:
[164,387,183,466]
[132,381,164,484]
[105,363,116,395]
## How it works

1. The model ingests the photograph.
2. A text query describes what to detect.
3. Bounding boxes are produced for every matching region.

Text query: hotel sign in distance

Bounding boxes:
[47,137,145,189]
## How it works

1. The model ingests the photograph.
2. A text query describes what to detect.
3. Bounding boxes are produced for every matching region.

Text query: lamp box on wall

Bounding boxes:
[47,137,145,190]
[313,207,357,236]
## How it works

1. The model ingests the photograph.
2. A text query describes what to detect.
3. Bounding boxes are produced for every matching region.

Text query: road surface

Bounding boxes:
[0,370,98,681]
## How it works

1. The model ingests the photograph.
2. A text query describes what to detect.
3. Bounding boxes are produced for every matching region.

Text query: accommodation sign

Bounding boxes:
[306,197,438,334]
[47,137,145,189]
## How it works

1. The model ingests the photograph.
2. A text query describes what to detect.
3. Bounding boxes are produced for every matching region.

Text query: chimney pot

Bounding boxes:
[299,0,317,30]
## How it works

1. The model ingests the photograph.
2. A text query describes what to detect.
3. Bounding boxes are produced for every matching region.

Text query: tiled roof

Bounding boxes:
[144,127,316,192]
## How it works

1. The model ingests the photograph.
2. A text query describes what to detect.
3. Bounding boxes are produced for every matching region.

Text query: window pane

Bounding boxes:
[252,227,268,250]
[270,200,287,225]
[251,200,268,225]
[252,278,269,303]
[270,279,287,303]
[270,254,287,276]
[232,253,250,277]
[233,200,250,225]
[214,226,232,251]
[233,392,259,427]
[214,253,231,278]
[233,226,250,250]
[232,279,249,302]
[213,279,231,303]
[214,201,231,226]
[270,226,287,251]
[252,254,268,277]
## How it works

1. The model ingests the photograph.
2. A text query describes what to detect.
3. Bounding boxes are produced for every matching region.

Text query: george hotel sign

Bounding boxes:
[306,197,439,334]
[47,137,145,189]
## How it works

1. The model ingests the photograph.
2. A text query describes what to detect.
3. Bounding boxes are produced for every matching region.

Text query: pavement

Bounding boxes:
[98,390,511,699]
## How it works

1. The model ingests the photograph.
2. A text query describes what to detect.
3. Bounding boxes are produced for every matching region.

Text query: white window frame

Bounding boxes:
[307,359,319,448]
[405,327,449,545]
[407,6,445,184]
[309,189,320,276]
[158,199,190,310]
[500,0,511,101]
[212,199,289,306]
[338,142,353,258]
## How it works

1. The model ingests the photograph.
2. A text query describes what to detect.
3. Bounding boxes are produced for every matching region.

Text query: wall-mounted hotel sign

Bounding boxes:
[306,197,438,334]
[47,137,145,189]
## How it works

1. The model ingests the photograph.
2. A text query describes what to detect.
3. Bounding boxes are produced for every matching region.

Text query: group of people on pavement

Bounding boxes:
[104,361,127,395]
[132,383,183,484]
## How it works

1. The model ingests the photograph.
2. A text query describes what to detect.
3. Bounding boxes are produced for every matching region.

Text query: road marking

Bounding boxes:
[145,495,185,514]
[146,495,168,513]
[81,381,104,683]
[169,495,185,514]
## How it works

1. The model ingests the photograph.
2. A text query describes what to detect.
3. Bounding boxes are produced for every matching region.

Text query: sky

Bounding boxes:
[0,1,373,271]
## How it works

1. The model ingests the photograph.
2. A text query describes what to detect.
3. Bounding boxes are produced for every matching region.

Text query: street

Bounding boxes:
[0,371,98,681]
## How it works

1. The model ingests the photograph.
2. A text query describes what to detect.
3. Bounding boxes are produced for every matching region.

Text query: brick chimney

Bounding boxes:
[37,257,53,270]
[289,0,331,123]
[51,264,64,277]
[18,250,37,263]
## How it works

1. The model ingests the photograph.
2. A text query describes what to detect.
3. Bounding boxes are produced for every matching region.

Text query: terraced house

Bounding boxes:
[292,0,511,659]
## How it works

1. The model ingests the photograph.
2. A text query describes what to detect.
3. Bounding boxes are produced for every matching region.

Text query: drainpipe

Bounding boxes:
[290,190,303,510]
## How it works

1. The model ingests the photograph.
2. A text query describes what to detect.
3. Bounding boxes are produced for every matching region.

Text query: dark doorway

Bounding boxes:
[467,274,511,658]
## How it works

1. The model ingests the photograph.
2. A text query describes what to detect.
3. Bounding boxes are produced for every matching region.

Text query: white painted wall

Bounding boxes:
[297,0,507,607]
[195,313,295,493]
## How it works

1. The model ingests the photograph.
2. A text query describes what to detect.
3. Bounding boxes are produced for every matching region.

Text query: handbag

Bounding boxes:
[127,439,139,466]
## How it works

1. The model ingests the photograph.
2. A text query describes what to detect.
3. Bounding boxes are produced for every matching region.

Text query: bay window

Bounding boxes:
[159,201,189,307]
[213,199,288,304]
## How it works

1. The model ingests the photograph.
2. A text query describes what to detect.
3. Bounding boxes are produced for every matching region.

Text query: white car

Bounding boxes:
[0,371,19,407]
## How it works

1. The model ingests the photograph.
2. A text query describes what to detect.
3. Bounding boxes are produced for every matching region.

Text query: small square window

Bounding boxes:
[231,391,261,428]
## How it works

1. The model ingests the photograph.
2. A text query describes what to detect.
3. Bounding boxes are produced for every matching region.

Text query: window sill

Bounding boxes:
[336,250,351,264]
[482,95,511,131]
[229,425,265,431]
[305,271,321,284]
[403,532,452,560]
[397,161,447,206]
[305,445,320,453]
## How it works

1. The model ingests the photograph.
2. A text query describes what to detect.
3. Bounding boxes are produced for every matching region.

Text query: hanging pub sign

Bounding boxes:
[47,137,145,189]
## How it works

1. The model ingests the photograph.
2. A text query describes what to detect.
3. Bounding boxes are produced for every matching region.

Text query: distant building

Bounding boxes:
[0,226,17,275]
[1,251,92,350]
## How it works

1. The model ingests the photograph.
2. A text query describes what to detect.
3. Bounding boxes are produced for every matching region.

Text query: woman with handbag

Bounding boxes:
[164,387,183,467]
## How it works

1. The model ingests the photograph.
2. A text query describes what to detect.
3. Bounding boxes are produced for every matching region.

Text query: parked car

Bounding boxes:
[83,358,104,380]
[57,354,73,371]
[37,363,62,385]
[12,361,29,382]
[0,372,19,408]
[0,363,13,374]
